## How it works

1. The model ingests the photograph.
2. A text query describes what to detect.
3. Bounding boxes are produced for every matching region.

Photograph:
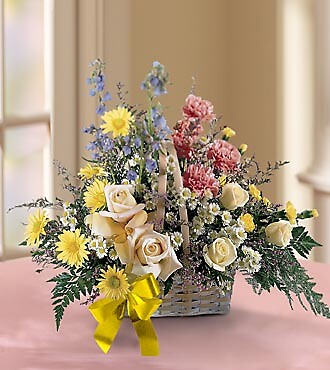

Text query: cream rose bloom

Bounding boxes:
[99,184,145,223]
[85,210,147,239]
[265,220,293,247]
[220,183,249,210]
[203,237,237,272]
[115,224,182,281]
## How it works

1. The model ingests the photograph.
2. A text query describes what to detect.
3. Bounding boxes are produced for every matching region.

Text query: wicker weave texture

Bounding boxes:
[153,283,233,317]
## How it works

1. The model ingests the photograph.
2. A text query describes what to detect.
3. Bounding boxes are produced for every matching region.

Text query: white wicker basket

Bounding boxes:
[153,278,234,317]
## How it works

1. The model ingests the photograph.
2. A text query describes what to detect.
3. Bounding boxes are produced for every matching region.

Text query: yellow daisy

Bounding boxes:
[285,201,297,225]
[97,265,130,300]
[83,179,107,213]
[239,213,255,232]
[101,107,135,138]
[25,209,49,246]
[249,184,262,201]
[56,229,89,267]
[78,164,106,180]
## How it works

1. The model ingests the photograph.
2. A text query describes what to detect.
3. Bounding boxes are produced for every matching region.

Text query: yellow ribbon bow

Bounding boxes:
[89,273,162,356]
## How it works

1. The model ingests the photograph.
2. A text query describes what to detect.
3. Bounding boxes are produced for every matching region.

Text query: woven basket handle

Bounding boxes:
[157,141,190,255]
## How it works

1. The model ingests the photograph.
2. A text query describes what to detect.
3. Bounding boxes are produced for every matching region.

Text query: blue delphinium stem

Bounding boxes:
[87,59,112,116]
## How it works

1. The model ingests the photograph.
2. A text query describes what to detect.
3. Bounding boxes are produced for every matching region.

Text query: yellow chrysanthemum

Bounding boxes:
[219,175,227,186]
[101,107,135,138]
[56,229,89,267]
[83,179,107,213]
[285,201,297,225]
[240,213,255,232]
[249,184,262,201]
[263,197,271,206]
[239,144,248,154]
[311,208,319,218]
[78,164,106,180]
[97,265,130,300]
[223,126,236,138]
[25,209,49,246]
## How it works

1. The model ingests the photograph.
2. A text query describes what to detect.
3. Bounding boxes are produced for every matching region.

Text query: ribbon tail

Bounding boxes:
[93,317,122,354]
[132,319,160,356]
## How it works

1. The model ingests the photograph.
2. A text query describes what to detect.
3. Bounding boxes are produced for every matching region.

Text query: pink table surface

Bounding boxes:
[0,257,330,370]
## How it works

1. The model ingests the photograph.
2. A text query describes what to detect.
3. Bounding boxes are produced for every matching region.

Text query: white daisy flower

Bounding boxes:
[96,246,108,259]
[221,211,232,225]
[108,248,119,260]
[226,226,246,246]
[89,238,99,250]
[198,208,208,219]
[206,214,215,224]
[166,212,175,223]
[239,246,262,273]
[193,223,204,236]
[188,199,198,210]
[171,232,184,249]
[209,203,221,216]
[204,189,214,200]
[180,188,192,200]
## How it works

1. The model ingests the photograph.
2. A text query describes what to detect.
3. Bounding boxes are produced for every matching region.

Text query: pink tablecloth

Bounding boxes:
[0,257,329,370]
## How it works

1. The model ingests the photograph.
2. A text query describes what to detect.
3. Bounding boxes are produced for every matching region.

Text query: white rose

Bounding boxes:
[115,224,182,281]
[203,237,237,272]
[265,220,293,247]
[99,184,145,223]
[220,183,249,210]
[85,213,125,237]
[85,210,147,238]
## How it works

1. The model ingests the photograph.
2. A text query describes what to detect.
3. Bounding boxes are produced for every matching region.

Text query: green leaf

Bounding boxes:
[163,276,174,296]
[72,286,80,300]
[52,298,63,306]
[62,296,70,307]
[78,279,87,296]
[290,226,322,259]
[67,291,75,303]
[54,305,64,331]
[86,280,93,295]
[251,248,330,318]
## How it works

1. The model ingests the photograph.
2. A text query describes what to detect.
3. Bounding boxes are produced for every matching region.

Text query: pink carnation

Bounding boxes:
[183,164,220,197]
[207,140,241,172]
[172,119,202,159]
[175,119,203,137]
[182,94,216,123]
[172,130,194,159]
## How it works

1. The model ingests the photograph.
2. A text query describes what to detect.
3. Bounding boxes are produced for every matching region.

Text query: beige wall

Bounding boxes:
[97,0,313,206]
[130,0,228,136]
[225,0,278,199]
[106,0,279,200]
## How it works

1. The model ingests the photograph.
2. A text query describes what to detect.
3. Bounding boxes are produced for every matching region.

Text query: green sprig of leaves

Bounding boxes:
[48,269,95,331]
[290,226,322,259]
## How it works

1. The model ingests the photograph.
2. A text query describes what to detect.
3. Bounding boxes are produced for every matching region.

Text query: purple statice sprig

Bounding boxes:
[87,59,112,116]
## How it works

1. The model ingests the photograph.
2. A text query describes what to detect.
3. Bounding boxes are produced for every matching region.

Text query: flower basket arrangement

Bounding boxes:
[16,60,330,356]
